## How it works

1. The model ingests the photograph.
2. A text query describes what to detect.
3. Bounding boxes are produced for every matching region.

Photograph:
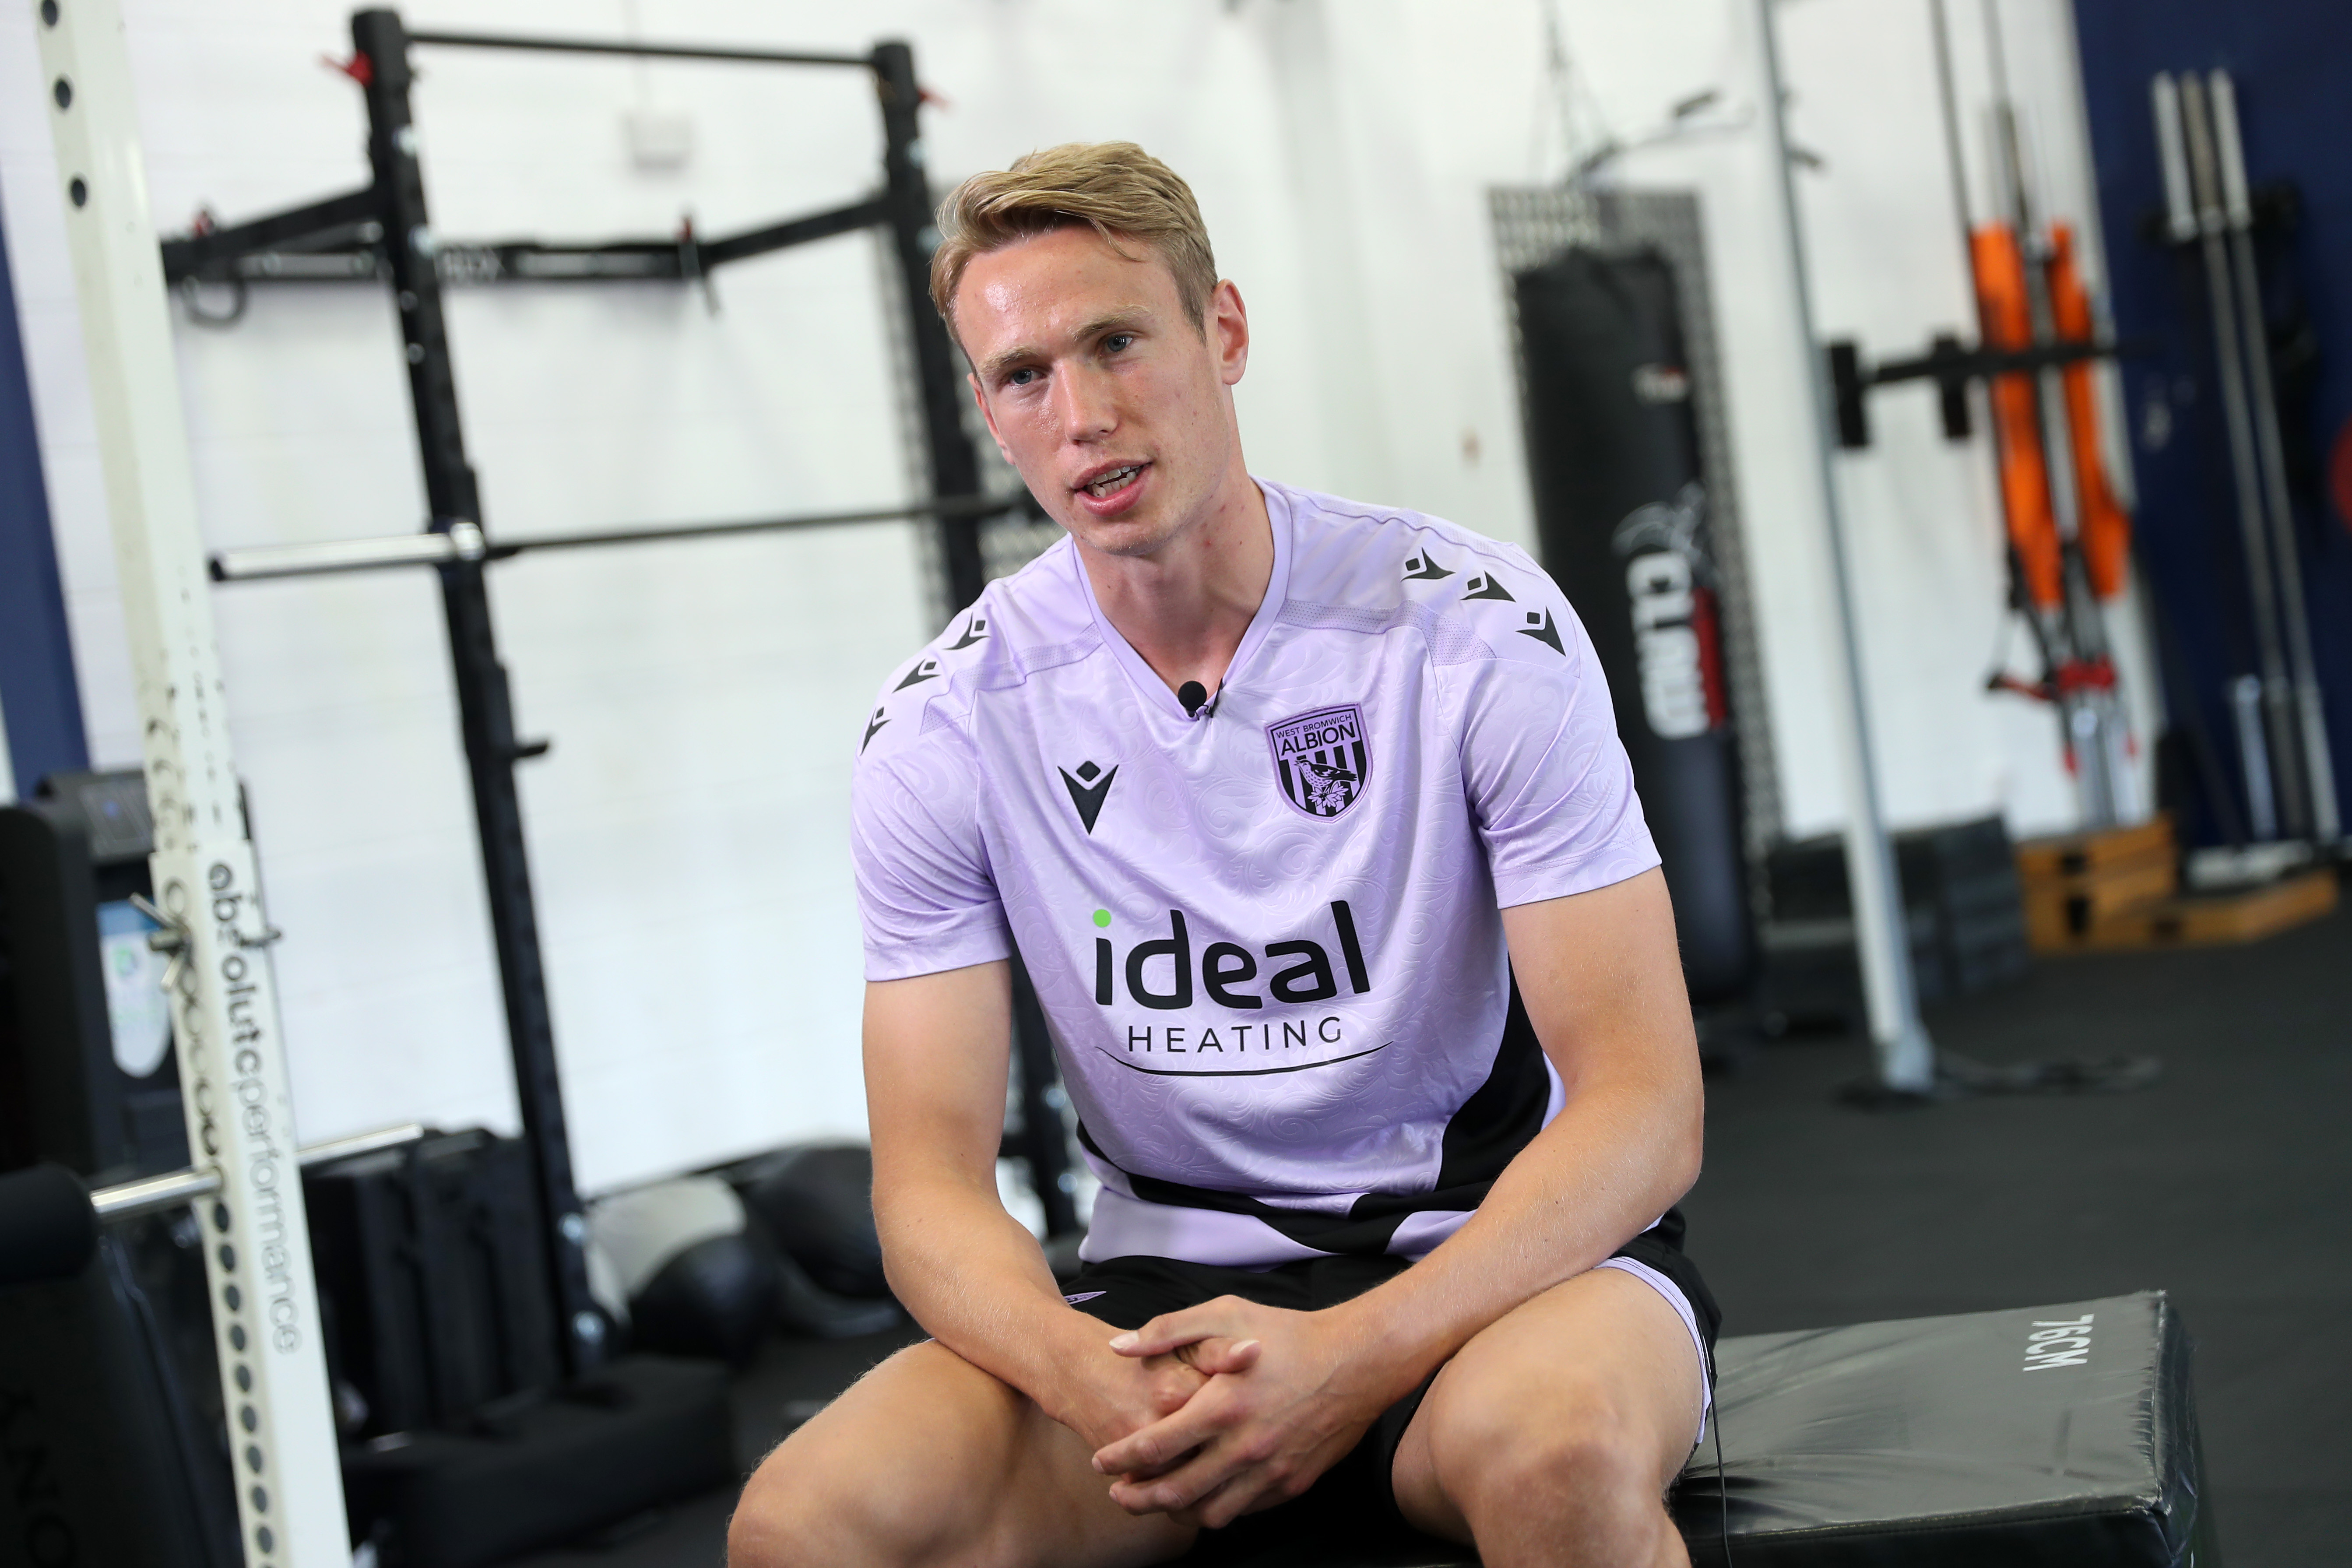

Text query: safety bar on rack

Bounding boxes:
[0,1122,428,1287]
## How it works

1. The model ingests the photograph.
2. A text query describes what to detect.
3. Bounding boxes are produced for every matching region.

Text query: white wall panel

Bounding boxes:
[2,0,2145,1194]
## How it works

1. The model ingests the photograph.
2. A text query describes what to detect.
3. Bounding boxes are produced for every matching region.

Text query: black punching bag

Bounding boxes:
[1513,247,1755,1002]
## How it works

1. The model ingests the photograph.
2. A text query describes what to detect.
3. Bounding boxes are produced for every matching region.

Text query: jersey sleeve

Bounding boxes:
[1451,563,1661,908]
[851,721,1012,982]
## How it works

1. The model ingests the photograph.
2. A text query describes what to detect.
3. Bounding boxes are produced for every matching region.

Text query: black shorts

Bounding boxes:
[1061,1208,1719,1562]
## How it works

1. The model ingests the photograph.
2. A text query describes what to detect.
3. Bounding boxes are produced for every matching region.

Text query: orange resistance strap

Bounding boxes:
[2047,222,2132,599]
[1970,223,2132,606]
[1970,224,2064,610]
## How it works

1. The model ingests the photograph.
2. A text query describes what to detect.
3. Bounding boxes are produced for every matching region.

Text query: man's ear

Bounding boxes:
[1212,279,1250,387]
[968,372,1016,465]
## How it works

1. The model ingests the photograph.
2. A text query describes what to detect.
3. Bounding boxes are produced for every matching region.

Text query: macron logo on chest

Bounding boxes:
[1059,760,1118,834]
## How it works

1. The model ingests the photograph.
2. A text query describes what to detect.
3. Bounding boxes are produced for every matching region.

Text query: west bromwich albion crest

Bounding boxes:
[1267,704,1371,819]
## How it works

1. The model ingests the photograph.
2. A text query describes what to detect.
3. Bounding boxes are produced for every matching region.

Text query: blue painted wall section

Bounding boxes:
[0,178,89,799]
[2071,0,2352,845]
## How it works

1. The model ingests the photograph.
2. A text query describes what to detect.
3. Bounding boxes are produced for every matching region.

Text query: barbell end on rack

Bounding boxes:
[89,1165,225,1224]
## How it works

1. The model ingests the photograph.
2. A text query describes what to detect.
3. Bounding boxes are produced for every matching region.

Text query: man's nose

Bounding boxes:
[1054,363,1118,443]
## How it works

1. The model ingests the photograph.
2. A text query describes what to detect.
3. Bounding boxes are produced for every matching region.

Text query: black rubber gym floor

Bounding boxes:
[513,895,2349,1568]
[1688,896,2350,1568]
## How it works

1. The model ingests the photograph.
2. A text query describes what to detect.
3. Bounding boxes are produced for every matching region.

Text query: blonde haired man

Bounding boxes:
[731,142,1716,1568]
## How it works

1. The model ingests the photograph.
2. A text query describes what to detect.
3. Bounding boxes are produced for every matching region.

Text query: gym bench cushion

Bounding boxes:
[1184,1290,2210,1568]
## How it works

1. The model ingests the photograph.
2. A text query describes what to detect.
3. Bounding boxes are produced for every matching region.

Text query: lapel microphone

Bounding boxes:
[1178,680,1214,720]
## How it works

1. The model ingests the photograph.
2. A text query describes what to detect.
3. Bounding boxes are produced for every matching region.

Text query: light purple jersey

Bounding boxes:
[852,479,1660,1268]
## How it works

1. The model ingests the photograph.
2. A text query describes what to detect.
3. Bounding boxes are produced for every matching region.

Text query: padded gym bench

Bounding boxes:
[1184,1291,2211,1568]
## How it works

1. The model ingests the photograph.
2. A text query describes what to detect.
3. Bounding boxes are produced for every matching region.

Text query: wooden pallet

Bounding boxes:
[2018,817,2179,950]
[2037,868,2338,953]
[2022,851,2178,948]
[2014,815,2176,881]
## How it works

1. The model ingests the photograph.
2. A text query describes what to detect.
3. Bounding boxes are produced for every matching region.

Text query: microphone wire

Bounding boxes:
[1712,1388,1733,1566]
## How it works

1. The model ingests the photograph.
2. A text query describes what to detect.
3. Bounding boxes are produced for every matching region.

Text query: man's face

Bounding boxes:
[954,225,1247,561]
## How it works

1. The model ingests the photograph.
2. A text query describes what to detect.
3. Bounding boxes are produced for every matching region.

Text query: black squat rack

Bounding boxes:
[162,9,1080,1377]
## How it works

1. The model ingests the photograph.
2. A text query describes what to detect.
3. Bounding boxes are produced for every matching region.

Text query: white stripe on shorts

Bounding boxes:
[1593,1255,1712,1447]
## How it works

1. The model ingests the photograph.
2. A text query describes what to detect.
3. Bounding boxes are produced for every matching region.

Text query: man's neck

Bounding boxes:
[1076,461,1274,702]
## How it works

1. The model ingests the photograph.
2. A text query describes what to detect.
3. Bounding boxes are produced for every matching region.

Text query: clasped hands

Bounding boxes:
[1079,1295,1388,1530]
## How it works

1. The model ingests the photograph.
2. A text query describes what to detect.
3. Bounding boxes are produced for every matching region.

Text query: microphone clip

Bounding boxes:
[1177,680,1220,720]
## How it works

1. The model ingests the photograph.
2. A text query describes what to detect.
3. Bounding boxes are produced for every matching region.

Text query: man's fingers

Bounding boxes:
[1106,1299,1243,1358]
[1196,1467,1287,1530]
[1140,1350,1208,1415]
[1091,1387,1238,1477]
[1150,1442,1315,1528]
[1106,1434,1272,1519]
[1143,1367,1205,1418]
[1093,1417,1208,1479]
[1180,1336,1262,1375]
[1107,1449,1227,1515]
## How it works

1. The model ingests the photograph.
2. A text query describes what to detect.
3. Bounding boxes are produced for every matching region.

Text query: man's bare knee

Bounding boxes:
[730,1420,923,1568]
[728,1343,1025,1568]
[1504,1400,1657,1512]
[728,1439,834,1568]
[1424,1360,1681,1550]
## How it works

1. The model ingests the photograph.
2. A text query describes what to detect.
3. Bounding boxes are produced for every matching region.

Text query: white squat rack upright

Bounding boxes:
[32,0,352,1564]
[1748,0,1937,1094]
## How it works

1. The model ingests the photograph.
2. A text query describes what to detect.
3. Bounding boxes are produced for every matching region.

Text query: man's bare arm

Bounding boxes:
[1090,867,1701,1519]
[1337,864,1703,1379]
[864,962,1247,1451]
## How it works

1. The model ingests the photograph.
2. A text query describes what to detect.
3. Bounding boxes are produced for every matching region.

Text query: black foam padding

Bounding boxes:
[341,1354,733,1568]
[0,1233,235,1568]
[771,1242,901,1341]
[1675,1291,2208,1565]
[1181,1293,2206,1568]
[0,1161,96,1287]
[627,1230,782,1367]
[303,1128,560,1436]
[1764,816,2032,1023]
[729,1143,889,1300]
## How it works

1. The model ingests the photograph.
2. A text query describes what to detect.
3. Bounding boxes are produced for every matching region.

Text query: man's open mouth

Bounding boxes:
[1081,463,1146,499]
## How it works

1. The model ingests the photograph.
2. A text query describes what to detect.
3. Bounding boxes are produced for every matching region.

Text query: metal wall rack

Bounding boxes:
[163,8,1080,1377]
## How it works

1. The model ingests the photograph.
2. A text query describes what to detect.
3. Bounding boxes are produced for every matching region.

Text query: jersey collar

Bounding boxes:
[1068,476,1294,723]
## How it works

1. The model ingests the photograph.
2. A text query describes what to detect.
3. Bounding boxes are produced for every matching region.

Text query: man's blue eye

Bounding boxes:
[1007,367,1037,387]
[1104,333,1134,353]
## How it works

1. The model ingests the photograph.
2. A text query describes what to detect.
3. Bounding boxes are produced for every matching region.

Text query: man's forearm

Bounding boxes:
[1333,1071,1701,1402]
[875,1171,1110,1425]
[1324,870,1709,1399]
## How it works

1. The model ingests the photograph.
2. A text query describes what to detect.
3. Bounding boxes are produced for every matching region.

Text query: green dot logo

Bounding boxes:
[1092,909,1111,928]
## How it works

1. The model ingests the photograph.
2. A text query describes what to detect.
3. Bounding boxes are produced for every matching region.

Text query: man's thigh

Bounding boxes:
[729,1339,1196,1568]
[1389,1265,1706,1544]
